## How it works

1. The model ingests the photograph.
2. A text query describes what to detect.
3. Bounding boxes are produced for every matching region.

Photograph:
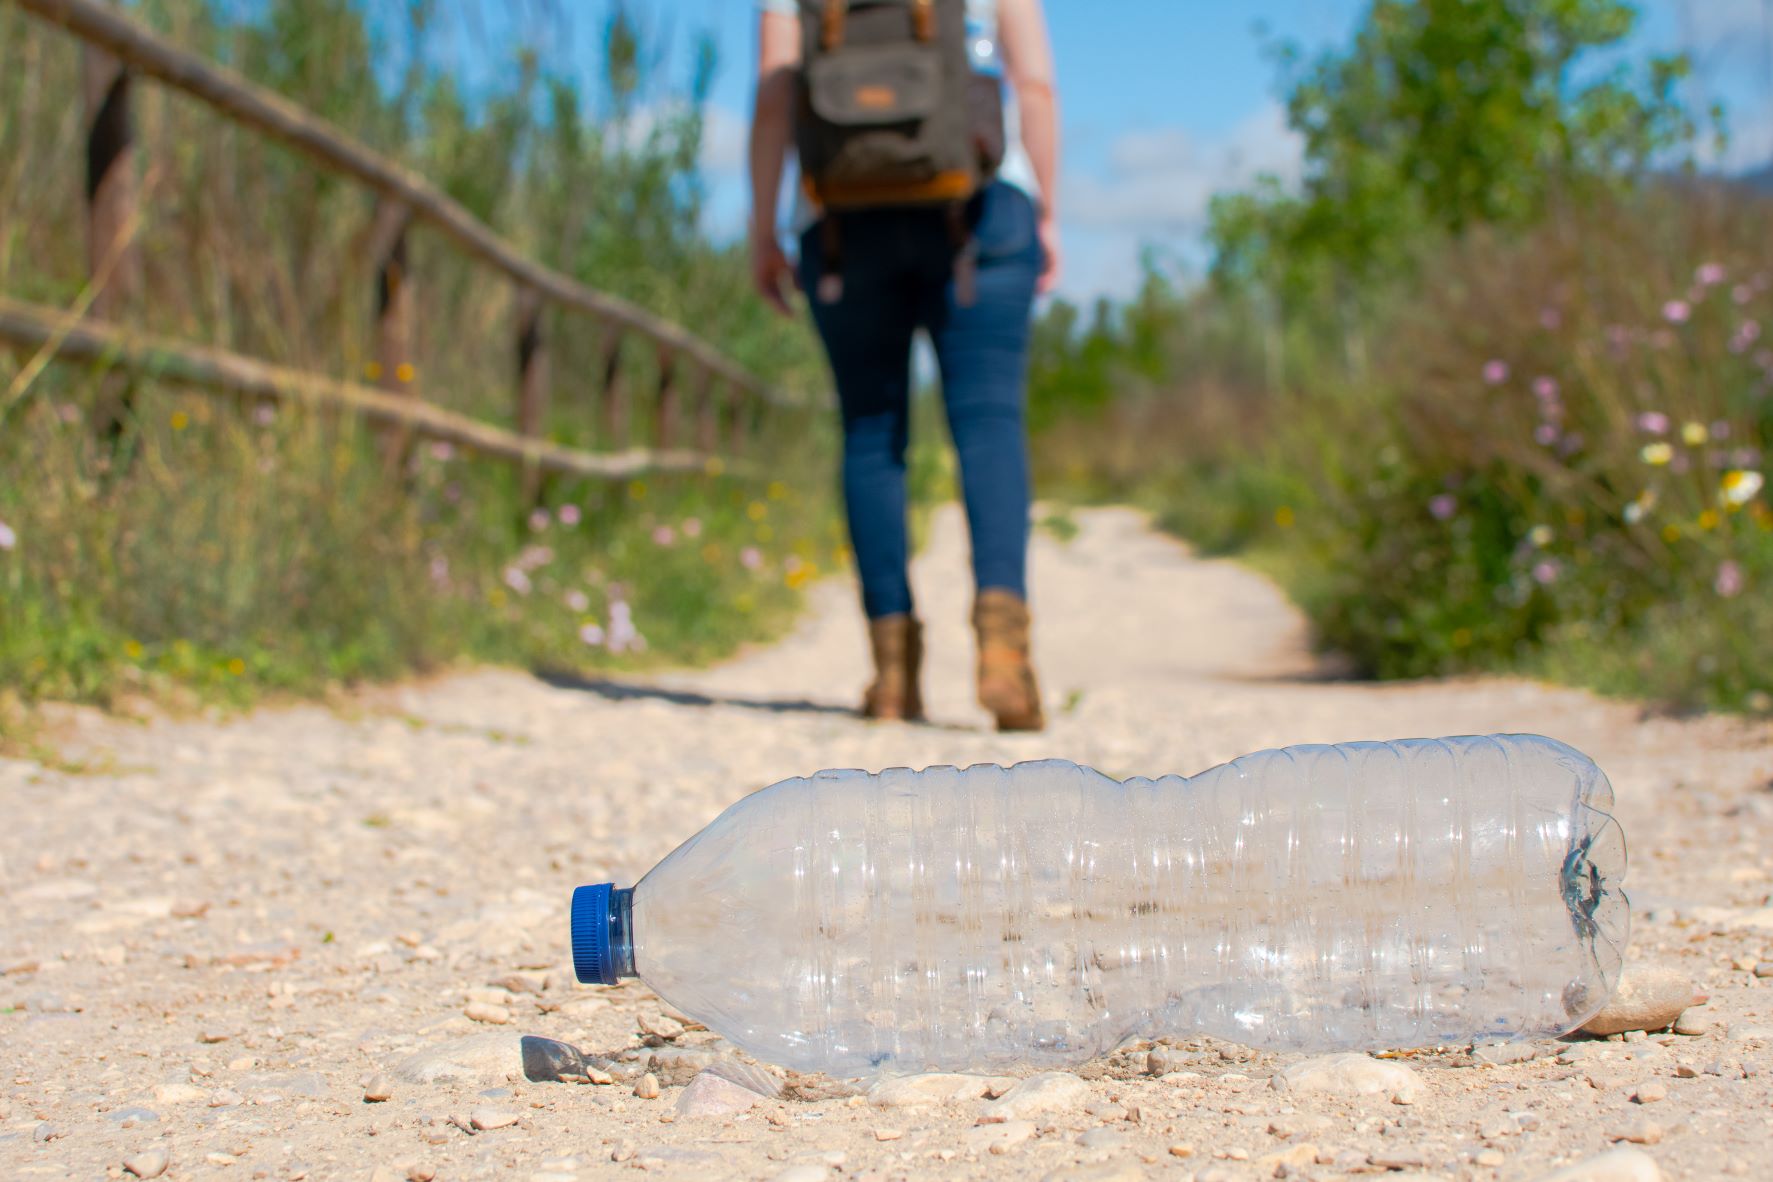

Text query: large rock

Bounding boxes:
[982,1072,1091,1120]
[1274,1053,1421,1102]
[392,1032,526,1085]
[1580,966,1704,1036]
[867,1073,994,1108]
[1530,1147,1664,1182]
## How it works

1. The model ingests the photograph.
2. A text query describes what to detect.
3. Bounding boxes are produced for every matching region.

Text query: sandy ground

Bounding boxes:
[3,506,1772,1182]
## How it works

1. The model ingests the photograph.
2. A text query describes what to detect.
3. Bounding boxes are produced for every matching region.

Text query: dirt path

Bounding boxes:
[3,507,1772,1181]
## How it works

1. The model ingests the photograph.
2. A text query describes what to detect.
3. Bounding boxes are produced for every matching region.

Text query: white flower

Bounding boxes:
[1721,470,1764,507]
[0,519,15,551]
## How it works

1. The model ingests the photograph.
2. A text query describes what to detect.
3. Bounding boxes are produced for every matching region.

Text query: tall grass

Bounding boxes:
[0,0,845,723]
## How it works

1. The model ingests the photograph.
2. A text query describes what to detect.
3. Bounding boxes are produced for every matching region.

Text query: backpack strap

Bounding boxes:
[820,0,847,51]
[911,0,935,41]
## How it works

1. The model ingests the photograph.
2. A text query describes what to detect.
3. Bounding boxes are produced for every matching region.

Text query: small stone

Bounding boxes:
[464,1002,510,1025]
[208,1089,244,1108]
[469,1106,520,1131]
[673,1069,762,1119]
[1672,1010,1711,1036]
[363,1074,394,1103]
[123,1148,170,1178]
[152,1083,205,1105]
[1580,965,1704,1036]
[1532,1146,1664,1182]
[964,1120,1036,1154]
[1274,1053,1421,1102]
[1673,1064,1698,1078]
[1077,1127,1128,1151]
[1370,1149,1427,1169]
[873,1127,904,1142]
[198,1030,233,1044]
[982,1072,1090,1120]
[1168,1143,1195,1159]
[1633,1081,1667,1104]
[205,1153,237,1166]
[772,1167,831,1182]
[868,1073,993,1108]
[634,1072,661,1100]
[1256,1142,1319,1170]
[406,1168,436,1182]
[1475,1148,1506,1167]
[171,899,211,919]
[1474,1041,1553,1065]
[33,1123,63,1143]
[637,1012,686,1041]
[1606,1118,1663,1145]
[1756,963,1773,978]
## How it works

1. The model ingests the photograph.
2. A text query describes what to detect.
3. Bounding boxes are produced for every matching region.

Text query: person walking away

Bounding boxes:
[748,0,1062,731]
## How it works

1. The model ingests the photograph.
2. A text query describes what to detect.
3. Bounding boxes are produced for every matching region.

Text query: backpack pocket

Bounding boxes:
[805,44,941,126]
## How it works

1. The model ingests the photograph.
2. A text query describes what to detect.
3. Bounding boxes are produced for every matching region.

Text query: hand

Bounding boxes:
[750,229,799,317]
[1036,214,1062,295]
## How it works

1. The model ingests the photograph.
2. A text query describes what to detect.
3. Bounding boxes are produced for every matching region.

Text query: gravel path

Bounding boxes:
[3,507,1772,1181]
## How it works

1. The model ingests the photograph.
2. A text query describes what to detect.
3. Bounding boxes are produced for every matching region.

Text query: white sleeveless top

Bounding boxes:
[759,0,1040,231]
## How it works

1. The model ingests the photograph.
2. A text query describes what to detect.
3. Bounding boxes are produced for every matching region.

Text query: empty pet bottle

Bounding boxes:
[571,734,1628,1076]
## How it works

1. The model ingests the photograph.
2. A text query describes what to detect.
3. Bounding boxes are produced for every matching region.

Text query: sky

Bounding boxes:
[432,1,1773,304]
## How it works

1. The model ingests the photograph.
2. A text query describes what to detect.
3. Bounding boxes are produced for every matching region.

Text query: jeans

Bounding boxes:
[799,182,1042,621]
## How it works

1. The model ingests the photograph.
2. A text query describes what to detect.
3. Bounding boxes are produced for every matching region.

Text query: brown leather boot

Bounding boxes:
[973,589,1045,732]
[862,614,925,722]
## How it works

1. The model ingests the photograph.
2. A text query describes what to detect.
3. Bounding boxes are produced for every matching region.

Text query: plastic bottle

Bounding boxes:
[571,734,1628,1077]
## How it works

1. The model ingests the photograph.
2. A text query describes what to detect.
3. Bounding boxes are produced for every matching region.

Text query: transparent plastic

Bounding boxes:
[592,734,1629,1077]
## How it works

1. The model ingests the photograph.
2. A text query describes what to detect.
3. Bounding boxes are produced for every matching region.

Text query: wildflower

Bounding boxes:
[1662,523,1682,543]
[515,545,554,572]
[701,543,721,564]
[579,622,606,647]
[1274,506,1296,528]
[747,501,768,522]
[703,457,725,478]
[1428,494,1458,522]
[786,563,816,590]
[502,567,532,596]
[1623,491,1657,524]
[1637,412,1670,435]
[1733,284,1754,306]
[124,640,144,660]
[628,480,648,501]
[768,481,790,501]
[565,589,590,613]
[429,441,454,462]
[651,525,677,547]
[682,517,703,539]
[1696,262,1727,288]
[528,509,551,533]
[1722,470,1765,507]
[0,519,14,552]
[396,363,416,384]
[1663,300,1691,324]
[365,361,384,381]
[1532,560,1560,586]
[171,410,190,431]
[740,546,763,571]
[1482,360,1510,385]
[1698,509,1722,532]
[1534,424,1559,447]
[606,600,646,654]
[1641,442,1674,466]
[1527,524,1554,548]
[1716,561,1745,599]
[227,658,246,677]
[254,404,276,427]
[1681,421,1708,447]
[557,503,582,528]
[1531,377,1560,401]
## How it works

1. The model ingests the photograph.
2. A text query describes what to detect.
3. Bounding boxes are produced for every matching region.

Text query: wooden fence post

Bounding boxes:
[515,284,547,504]
[369,198,415,469]
[597,330,627,449]
[653,345,679,450]
[83,36,139,441]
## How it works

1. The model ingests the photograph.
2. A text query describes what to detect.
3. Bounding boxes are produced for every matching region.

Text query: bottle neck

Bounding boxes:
[610,887,637,979]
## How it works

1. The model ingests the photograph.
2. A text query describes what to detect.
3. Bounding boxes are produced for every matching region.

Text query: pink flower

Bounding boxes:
[1428,494,1458,522]
[1531,377,1560,401]
[1735,284,1755,306]
[682,517,703,539]
[740,546,763,571]
[253,404,276,427]
[0,519,16,552]
[606,600,646,654]
[565,589,590,613]
[557,504,582,528]
[1696,262,1727,288]
[527,509,551,533]
[579,622,606,647]
[1662,300,1691,324]
[429,441,454,462]
[651,525,677,547]
[1482,360,1510,385]
[1637,412,1670,436]
[1711,420,1732,441]
[1534,424,1559,446]
[1532,560,1560,586]
[1716,561,1745,599]
[502,567,532,596]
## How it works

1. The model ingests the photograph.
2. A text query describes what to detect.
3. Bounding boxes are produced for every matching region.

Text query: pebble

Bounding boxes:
[1077,1127,1128,1151]
[406,1169,437,1182]
[673,1069,762,1119]
[634,1072,661,1100]
[1474,1041,1553,1065]
[637,1011,686,1040]
[772,1167,831,1182]
[1168,1143,1196,1158]
[208,1089,245,1108]
[33,1123,64,1143]
[982,1071,1091,1120]
[364,1074,394,1102]
[123,1148,170,1178]
[469,1106,520,1131]
[1756,963,1773,978]
[1606,1118,1663,1145]
[873,1127,904,1142]
[867,1072,993,1108]
[1531,1147,1664,1182]
[1274,1053,1422,1102]
[645,1046,726,1086]
[963,1120,1036,1154]
[1475,1148,1506,1167]
[1632,1081,1667,1104]
[1256,1141,1319,1170]
[463,1002,511,1025]
[152,1083,206,1105]
[1672,1010,1712,1036]
[1580,965,1703,1036]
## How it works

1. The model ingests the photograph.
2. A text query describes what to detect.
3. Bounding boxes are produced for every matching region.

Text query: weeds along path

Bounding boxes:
[4,507,1772,1180]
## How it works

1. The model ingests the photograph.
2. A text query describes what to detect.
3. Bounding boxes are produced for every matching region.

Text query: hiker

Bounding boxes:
[749,0,1061,732]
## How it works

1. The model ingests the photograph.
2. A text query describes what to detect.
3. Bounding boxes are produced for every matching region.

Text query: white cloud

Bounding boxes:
[699,103,748,176]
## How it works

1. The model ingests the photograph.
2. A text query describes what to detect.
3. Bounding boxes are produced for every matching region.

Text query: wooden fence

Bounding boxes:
[1,0,798,495]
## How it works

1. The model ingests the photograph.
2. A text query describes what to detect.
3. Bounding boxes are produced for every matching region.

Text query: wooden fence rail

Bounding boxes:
[0,296,725,480]
[8,0,799,490]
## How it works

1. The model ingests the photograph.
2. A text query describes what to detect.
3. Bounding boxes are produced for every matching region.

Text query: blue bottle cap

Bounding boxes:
[571,883,619,985]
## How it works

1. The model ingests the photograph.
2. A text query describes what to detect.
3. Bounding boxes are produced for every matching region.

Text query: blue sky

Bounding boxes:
[433,1,1773,302]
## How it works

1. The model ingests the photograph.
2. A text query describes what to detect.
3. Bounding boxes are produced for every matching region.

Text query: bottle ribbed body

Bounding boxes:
[630,735,1628,1077]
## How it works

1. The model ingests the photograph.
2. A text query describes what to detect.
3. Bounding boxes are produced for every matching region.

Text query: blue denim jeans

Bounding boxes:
[799,182,1041,620]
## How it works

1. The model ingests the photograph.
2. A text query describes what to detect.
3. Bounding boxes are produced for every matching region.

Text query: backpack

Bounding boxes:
[794,0,1006,212]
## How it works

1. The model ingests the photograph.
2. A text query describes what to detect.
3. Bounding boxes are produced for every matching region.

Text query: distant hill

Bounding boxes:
[1743,164,1773,194]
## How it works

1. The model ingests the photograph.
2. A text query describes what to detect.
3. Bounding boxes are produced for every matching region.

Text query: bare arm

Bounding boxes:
[749,12,802,315]
[998,0,1062,292]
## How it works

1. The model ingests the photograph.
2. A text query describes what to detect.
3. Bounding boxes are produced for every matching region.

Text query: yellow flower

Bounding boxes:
[395,362,416,384]
[628,480,647,500]
[785,564,816,590]
[170,411,190,431]
[489,588,508,607]
[364,361,384,381]
[226,658,246,676]
[1698,509,1721,531]
[1639,442,1673,466]
[768,481,789,501]
[1273,506,1296,529]
[124,640,144,660]
[1681,421,1708,447]
[747,501,768,522]
[1527,524,1554,547]
[1661,524,1681,543]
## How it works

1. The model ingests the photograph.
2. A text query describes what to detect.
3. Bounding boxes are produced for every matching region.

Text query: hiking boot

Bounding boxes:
[863,614,925,722]
[973,589,1045,732]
